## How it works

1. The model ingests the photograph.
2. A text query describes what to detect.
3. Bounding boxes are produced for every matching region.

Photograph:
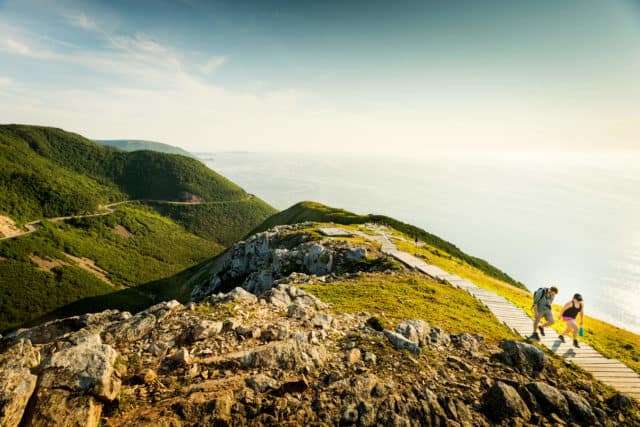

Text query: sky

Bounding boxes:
[0,0,639,153]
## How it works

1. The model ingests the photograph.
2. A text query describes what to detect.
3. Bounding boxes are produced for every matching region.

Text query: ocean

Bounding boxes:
[201,151,640,334]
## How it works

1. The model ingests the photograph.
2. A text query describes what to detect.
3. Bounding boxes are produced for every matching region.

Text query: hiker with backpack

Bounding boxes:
[531,286,558,340]
[558,293,584,348]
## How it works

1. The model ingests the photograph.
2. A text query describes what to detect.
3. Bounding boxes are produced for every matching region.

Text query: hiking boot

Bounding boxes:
[573,339,580,348]
[538,326,545,336]
[558,335,565,343]
[530,332,540,341]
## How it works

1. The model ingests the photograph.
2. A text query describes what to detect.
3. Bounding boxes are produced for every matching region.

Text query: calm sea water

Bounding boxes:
[202,152,640,334]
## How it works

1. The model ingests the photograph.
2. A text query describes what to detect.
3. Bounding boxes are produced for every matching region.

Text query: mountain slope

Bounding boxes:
[95,139,192,157]
[0,125,256,222]
[0,124,276,331]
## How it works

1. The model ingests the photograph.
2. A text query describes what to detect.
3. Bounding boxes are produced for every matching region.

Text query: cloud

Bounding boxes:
[0,76,12,86]
[62,11,99,32]
[201,56,226,74]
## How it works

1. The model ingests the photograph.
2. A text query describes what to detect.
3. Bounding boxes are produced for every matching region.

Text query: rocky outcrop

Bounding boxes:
[483,381,531,422]
[191,226,379,300]
[497,340,548,376]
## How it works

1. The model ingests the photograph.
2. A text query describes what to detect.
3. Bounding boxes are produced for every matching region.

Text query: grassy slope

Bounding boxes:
[305,271,519,345]
[0,204,222,331]
[95,139,193,157]
[0,125,259,221]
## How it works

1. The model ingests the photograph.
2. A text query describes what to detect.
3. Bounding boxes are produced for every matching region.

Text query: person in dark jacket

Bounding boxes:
[558,293,584,347]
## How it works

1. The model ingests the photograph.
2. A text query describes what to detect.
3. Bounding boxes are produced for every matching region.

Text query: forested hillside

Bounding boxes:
[95,139,193,157]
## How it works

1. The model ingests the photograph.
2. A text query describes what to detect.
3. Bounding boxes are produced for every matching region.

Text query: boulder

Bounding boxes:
[482,381,531,422]
[246,374,279,392]
[0,367,38,427]
[383,330,420,354]
[39,333,120,401]
[345,247,367,262]
[498,340,546,375]
[606,393,633,411]
[23,388,102,427]
[562,390,596,424]
[395,319,430,347]
[310,312,335,329]
[429,327,450,347]
[525,382,569,417]
[450,333,479,353]
[303,244,333,275]
[288,302,314,319]
[190,320,224,341]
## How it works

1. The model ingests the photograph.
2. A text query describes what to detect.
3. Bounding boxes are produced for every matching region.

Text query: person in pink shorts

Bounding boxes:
[558,293,584,347]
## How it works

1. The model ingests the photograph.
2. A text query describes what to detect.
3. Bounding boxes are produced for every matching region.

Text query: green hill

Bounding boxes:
[251,201,527,290]
[0,125,255,222]
[95,139,193,157]
[0,124,276,331]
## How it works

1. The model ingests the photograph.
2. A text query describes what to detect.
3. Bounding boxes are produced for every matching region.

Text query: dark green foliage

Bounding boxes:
[150,198,276,246]
[0,125,262,221]
[95,139,193,157]
[253,201,527,290]
[0,204,222,331]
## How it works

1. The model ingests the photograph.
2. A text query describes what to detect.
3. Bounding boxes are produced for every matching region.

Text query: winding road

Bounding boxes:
[0,195,255,242]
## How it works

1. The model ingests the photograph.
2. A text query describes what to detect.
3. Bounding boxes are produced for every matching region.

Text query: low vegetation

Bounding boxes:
[304,271,520,344]
[0,204,222,331]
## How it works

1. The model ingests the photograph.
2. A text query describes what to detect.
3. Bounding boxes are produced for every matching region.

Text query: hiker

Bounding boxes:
[531,286,558,340]
[558,293,584,348]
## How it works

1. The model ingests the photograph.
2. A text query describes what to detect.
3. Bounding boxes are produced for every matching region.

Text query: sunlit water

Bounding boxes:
[201,151,640,334]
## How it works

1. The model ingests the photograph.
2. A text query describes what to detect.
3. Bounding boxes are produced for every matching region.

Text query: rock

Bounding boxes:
[311,312,335,329]
[24,388,102,427]
[357,401,377,426]
[236,340,327,370]
[345,247,367,262]
[191,320,224,340]
[137,368,157,384]
[341,403,359,425]
[346,348,362,365]
[482,381,531,422]
[304,244,333,275]
[383,330,420,354]
[525,382,569,417]
[222,318,243,332]
[498,340,546,375]
[429,327,450,347]
[235,326,261,339]
[171,348,191,366]
[562,390,596,424]
[395,319,430,346]
[288,302,314,319]
[210,287,259,305]
[606,393,633,411]
[275,375,309,395]
[0,338,40,370]
[0,367,38,427]
[363,352,377,364]
[246,374,279,392]
[146,342,169,357]
[450,333,479,353]
[267,286,292,308]
[39,333,121,401]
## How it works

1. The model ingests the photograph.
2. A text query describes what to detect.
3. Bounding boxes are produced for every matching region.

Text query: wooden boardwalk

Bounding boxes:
[355,229,640,401]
